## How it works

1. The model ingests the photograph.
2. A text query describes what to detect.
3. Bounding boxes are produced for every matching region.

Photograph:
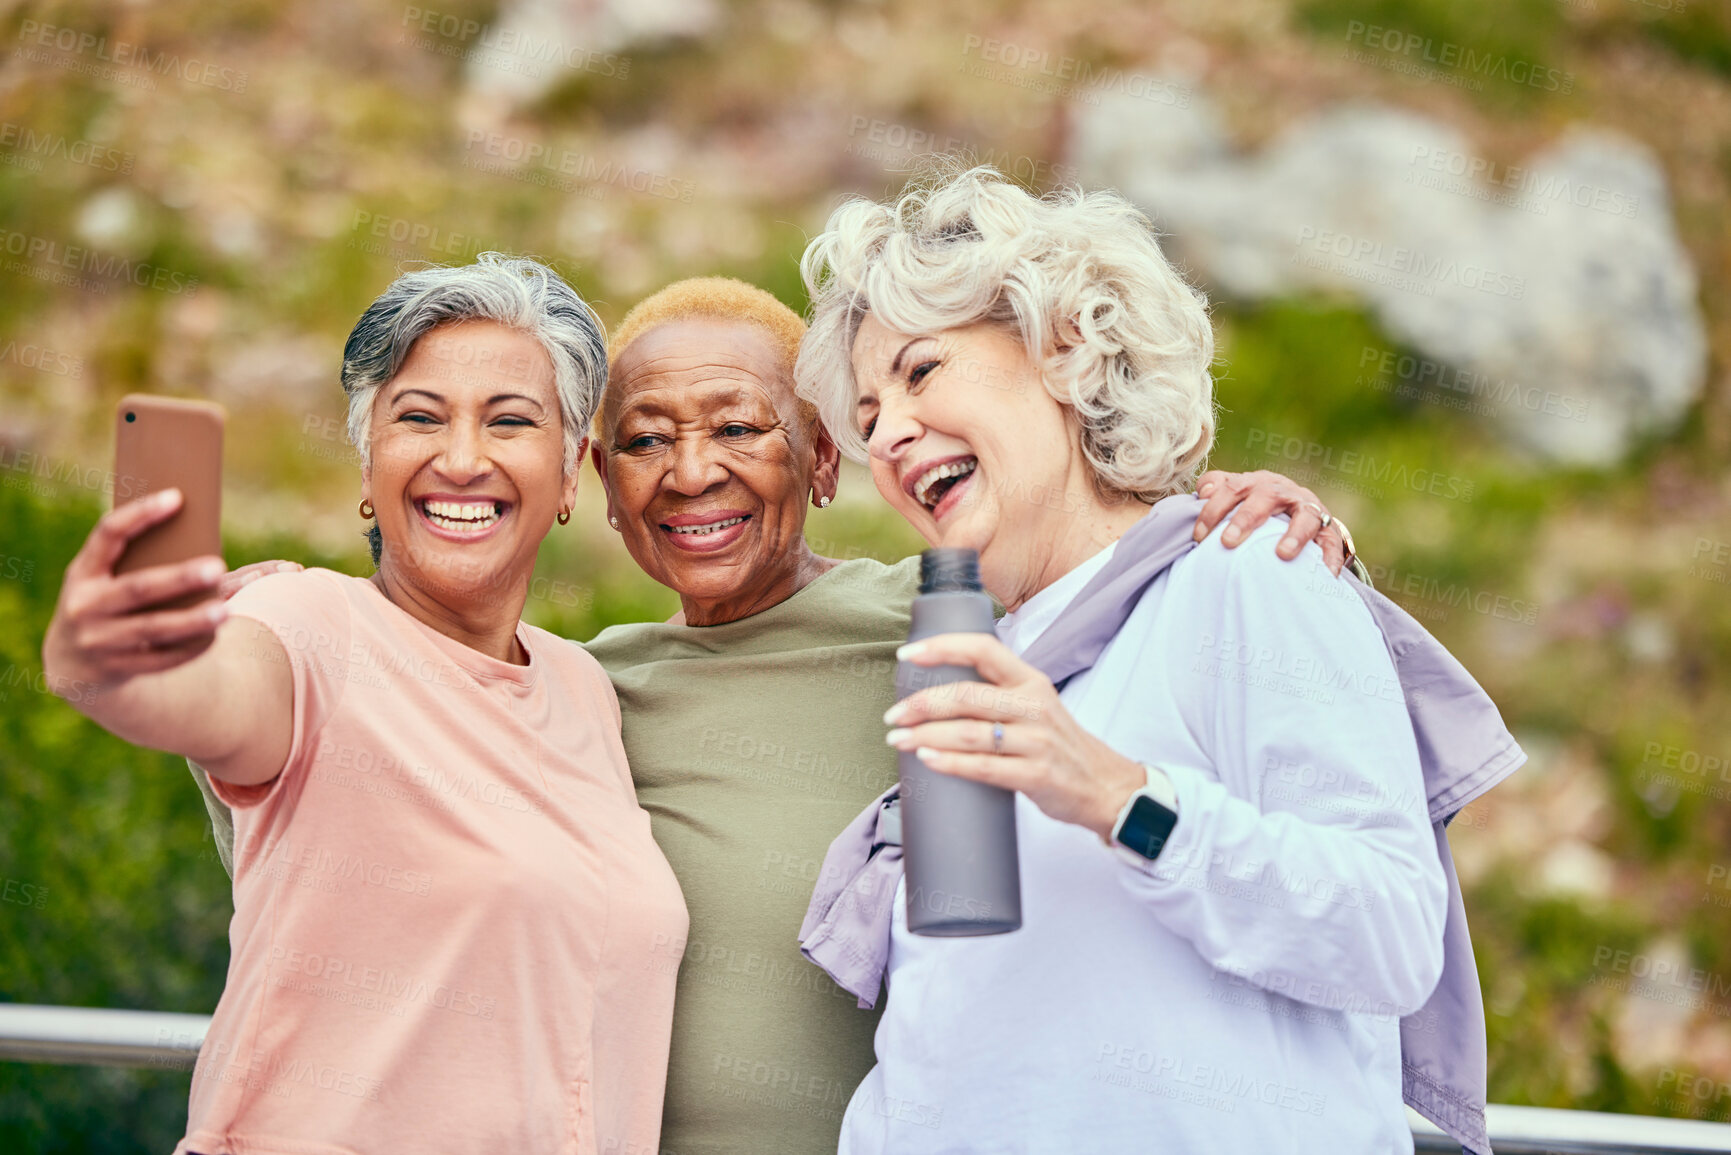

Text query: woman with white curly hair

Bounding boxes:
[795,168,1521,1154]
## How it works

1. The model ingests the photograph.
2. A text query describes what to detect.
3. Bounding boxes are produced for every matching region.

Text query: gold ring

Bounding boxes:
[1334,516,1357,561]
[1333,517,1373,586]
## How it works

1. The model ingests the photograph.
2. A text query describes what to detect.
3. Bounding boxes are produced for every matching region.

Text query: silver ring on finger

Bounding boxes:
[1302,501,1332,531]
[991,722,1005,754]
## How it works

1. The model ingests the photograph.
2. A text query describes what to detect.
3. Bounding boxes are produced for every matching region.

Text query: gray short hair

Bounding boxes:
[795,166,1216,502]
[341,252,607,476]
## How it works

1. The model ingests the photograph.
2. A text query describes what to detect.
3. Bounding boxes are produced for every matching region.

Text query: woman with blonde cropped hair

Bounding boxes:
[580,271,1361,1155]
[794,168,1521,1155]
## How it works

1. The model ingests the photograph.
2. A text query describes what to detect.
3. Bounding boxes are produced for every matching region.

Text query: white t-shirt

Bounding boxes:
[839,523,1448,1154]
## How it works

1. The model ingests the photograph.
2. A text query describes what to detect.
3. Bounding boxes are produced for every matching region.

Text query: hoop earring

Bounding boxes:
[557,510,571,526]
[359,499,374,519]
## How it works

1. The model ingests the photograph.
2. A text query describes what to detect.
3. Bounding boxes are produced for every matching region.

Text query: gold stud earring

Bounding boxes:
[557,510,571,525]
[359,499,374,519]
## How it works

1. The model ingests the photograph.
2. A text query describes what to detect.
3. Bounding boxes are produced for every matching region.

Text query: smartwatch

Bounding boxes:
[1108,764,1179,863]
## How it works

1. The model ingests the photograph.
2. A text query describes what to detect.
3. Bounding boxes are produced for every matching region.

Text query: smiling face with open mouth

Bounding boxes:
[364,320,577,615]
[852,313,1110,610]
[598,318,839,626]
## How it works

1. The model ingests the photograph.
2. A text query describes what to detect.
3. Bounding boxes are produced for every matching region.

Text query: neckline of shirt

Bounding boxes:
[658,555,898,635]
[996,540,1119,656]
[351,573,539,687]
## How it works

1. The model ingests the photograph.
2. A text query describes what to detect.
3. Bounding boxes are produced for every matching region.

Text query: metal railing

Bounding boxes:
[5,1003,1731,1152]
[1410,1104,1731,1154]
[0,1003,206,1069]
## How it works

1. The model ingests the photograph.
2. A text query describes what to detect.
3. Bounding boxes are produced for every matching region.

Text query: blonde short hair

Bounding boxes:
[610,276,806,382]
[795,166,1216,502]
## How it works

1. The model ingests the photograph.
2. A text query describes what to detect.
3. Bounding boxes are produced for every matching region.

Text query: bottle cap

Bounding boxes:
[919,548,982,594]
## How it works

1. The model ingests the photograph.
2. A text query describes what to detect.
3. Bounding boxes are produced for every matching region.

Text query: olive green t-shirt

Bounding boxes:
[583,556,915,1155]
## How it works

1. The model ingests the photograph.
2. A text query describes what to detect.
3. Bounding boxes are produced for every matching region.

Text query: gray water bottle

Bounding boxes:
[896,548,1022,936]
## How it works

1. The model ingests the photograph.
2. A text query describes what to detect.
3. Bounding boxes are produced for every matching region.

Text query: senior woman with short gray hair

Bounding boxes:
[795,170,1521,1154]
[42,254,687,1155]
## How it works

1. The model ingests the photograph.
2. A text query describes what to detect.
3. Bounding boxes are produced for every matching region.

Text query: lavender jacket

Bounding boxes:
[799,493,1523,1155]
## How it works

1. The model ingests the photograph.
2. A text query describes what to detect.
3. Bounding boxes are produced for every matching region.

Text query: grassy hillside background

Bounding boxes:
[2,0,1730,1149]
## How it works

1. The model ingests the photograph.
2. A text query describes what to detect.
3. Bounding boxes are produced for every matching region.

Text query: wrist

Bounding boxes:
[40,640,97,710]
[1090,752,1147,839]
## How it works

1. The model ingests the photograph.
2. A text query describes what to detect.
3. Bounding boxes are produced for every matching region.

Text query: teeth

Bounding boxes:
[669,516,746,536]
[421,499,500,532]
[912,459,977,508]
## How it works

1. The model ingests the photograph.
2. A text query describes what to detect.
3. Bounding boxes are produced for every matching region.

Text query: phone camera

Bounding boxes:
[125,412,136,423]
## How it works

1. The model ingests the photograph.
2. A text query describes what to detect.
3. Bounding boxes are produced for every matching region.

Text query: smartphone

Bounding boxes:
[114,394,225,607]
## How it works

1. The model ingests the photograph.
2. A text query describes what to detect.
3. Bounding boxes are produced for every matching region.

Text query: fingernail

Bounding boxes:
[1222,527,1240,545]
[197,559,224,582]
[1279,541,1296,557]
[895,643,927,662]
[1192,523,1206,541]
[915,747,943,765]
[885,728,913,747]
[883,703,908,726]
[1198,483,1214,497]
[154,488,180,507]
[277,561,302,573]
[205,603,228,624]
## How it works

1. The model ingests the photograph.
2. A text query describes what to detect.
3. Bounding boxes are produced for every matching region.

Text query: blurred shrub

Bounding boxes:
[0,483,357,1153]
[1294,0,1571,110]
[1634,2,1731,79]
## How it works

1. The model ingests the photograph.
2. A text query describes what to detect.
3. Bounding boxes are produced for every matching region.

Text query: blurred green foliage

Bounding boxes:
[1295,0,1568,70]
[1294,0,1571,111]
[1297,0,1731,89]
[0,481,360,1153]
[1637,2,1731,78]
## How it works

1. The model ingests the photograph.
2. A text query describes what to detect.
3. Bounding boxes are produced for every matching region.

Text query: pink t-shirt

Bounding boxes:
[178,569,687,1155]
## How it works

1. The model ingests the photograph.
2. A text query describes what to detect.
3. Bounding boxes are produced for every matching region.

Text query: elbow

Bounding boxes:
[1377,862,1449,1013]
[1385,933,1444,1016]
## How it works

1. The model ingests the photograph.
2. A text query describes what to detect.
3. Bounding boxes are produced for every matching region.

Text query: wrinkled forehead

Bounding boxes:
[604,318,799,429]
[393,320,558,402]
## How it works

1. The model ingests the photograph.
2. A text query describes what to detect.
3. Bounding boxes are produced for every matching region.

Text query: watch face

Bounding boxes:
[1118,795,1178,860]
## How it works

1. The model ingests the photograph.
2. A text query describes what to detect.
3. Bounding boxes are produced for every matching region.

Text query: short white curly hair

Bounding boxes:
[795,165,1216,501]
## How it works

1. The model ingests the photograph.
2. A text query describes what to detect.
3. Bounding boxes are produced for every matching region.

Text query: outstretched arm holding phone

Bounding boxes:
[41,487,293,787]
